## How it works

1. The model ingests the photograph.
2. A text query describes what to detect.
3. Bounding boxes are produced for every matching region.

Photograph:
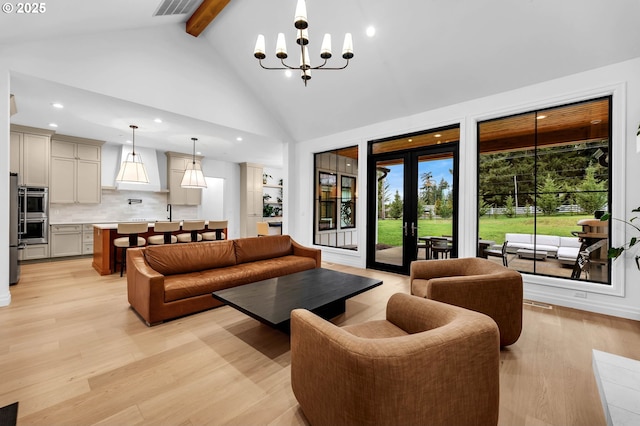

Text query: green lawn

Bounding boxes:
[377,214,591,246]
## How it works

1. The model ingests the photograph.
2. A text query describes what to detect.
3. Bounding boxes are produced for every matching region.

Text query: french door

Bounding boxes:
[367,144,458,274]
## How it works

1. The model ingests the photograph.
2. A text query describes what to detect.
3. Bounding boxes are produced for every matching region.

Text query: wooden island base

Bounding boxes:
[92,223,227,275]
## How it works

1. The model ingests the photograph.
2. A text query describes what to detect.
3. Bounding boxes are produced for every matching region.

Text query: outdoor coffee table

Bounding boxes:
[517,248,547,260]
[212,268,382,333]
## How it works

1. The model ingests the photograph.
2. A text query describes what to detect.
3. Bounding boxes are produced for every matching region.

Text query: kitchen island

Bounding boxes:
[92,221,228,275]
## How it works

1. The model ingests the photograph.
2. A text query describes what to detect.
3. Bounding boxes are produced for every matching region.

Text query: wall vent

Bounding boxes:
[523,300,553,310]
[153,0,199,16]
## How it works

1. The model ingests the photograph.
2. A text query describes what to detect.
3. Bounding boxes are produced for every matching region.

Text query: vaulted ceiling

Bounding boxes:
[3,0,640,165]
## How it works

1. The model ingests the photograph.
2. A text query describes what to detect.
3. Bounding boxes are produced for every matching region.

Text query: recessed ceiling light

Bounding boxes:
[154,118,162,123]
[408,138,413,142]
[51,103,64,109]
[196,151,202,155]
[285,70,292,78]
[591,119,602,125]
[536,115,547,120]
[366,26,376,37]
[236,137,243,142]
[126,140,132,144]
[434,134,442,137]
[49,123,58,127]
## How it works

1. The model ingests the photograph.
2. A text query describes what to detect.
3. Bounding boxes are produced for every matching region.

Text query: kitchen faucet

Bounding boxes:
[167,204,172,221]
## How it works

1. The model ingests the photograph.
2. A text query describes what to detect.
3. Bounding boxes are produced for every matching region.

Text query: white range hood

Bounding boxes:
[115,146,162,192]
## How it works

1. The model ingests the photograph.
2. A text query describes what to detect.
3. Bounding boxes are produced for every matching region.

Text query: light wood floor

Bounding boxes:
[2,258,639,425]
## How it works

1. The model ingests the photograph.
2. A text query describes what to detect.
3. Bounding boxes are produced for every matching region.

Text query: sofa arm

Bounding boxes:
[126,248,166,326]
[291,238,321,267]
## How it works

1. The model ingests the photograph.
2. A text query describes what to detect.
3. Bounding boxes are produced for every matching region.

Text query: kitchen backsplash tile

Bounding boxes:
[50,189,198,224]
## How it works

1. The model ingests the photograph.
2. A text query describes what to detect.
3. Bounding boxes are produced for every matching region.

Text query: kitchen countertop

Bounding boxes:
[50,221,101,226]
[92,221,225,230]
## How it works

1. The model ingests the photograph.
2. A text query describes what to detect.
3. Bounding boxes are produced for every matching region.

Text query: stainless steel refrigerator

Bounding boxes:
[10,173,20,285]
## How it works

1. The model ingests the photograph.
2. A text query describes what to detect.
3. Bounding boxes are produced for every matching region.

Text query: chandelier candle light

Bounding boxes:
[253,0,353,86]
[115,124,149,184]
[181,137,207,188]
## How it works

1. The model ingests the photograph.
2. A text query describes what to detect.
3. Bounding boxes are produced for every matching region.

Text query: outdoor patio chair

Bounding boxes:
[485,241,509,266]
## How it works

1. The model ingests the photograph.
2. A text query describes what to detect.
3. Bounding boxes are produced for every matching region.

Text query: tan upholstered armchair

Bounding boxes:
[290,293,500,426]
[410,257,523,346]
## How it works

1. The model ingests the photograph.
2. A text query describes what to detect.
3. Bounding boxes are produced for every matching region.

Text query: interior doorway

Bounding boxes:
[367,126,459,274]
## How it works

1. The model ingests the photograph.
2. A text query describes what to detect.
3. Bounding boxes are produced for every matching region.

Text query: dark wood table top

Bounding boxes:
[212,268,382,329]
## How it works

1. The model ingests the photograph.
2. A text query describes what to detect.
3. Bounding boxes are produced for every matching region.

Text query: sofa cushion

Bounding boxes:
[505,233,532,244]
[560,237,582,248]
[164,255,317,302]
[535,235,560,247]
[557,246,580,260]
[144,240,236,275]
[234,235,293,264]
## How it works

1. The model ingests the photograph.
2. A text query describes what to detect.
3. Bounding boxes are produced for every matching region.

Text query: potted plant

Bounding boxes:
[262,173,272,184]
[600,206,640,269]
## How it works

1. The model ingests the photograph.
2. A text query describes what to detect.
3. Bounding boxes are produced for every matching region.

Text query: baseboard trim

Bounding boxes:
[524,287,640,320]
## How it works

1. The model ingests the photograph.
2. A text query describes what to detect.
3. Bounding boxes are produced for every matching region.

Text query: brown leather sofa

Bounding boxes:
[291,293,500,426]
[126,235,321,326]
[410,257,523,346]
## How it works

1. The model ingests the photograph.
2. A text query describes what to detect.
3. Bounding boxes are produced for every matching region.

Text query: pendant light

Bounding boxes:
[181,137,207,188]
[116,125,149,184]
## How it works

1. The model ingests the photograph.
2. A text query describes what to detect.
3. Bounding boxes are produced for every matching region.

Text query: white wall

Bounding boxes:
[292,57,640,320]
[200,157,240,239]
[0,66,11,306]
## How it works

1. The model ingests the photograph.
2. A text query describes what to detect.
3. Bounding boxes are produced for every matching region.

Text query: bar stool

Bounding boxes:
[202,220,228,241]
[113,222,148,276]
[176,220,205,242]
[147,221,181,245]
[256,221,269,237]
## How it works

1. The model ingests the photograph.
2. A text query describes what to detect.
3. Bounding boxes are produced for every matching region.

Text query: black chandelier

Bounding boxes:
[253,0,353,86]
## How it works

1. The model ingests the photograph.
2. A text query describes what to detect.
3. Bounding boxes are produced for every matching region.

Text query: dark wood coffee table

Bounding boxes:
[212,268,382,333]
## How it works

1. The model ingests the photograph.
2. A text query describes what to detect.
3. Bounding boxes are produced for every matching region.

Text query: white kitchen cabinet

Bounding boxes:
[82,224,94,255]
[165,151,203,206]
[239,163,264,237]
[10,125,54,186]
[50,224,83,257]
[50,135,103,204]
[19,244,50,260]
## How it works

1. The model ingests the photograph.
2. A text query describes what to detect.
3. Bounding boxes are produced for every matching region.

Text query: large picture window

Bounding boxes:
[477,97,611,284]
[314,147,358,249]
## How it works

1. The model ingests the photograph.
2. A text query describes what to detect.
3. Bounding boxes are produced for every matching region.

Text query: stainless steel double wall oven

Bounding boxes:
[18,185,49,244]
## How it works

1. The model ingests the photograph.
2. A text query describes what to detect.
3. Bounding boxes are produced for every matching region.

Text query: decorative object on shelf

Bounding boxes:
[253,0,353,86]
[116,125,149,184]
[263,194,272,202]
[262,173,272,184]
[181,137,207,188]
[263,204,274,217]
[601,206,640,270]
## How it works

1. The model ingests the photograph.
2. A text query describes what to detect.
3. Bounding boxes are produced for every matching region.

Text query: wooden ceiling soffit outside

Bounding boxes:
[371,127,460,155]
[479,98,610,154]
[336,146,358,159]
[186,0,231,37]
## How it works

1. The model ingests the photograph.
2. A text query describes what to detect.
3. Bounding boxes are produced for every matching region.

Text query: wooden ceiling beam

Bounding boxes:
[186,0,231,38]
